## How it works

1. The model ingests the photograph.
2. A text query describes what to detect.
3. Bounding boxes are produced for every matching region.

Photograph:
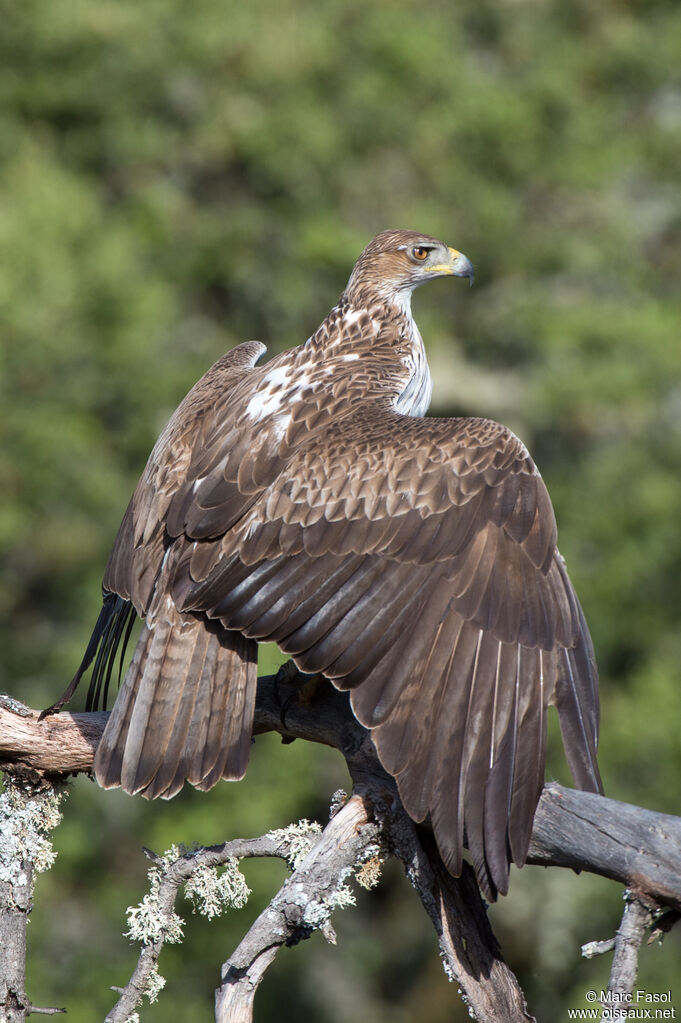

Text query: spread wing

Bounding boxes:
[103,339,271,611]
[124,401,601,899]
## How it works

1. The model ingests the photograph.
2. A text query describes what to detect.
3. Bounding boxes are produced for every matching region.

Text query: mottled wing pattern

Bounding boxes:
[161,407,600,898]
[103,340,269,609]
[93,341,268,797]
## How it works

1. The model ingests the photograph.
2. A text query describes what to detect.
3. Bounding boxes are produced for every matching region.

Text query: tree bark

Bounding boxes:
[1,674,679,1022]
[0,774,66,1022]
[214,795,379,1023]
[0,804,31,1023]
[2,678,681,913]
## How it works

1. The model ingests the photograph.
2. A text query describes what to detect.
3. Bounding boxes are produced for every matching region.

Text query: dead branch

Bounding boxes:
[214,795,380,1023]
[0,677,535,1022]
[0,775,35,1023]
[581,891,658,1019]
[2,677,681,913]
[380,813,535,1021]
[0,775,67,1023]
[606,892,655,1017]
[2,670,680,1021]
[526,786,681,913]
[105,832,308,1023]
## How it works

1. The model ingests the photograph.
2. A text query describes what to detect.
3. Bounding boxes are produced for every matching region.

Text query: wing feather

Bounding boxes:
[165,409,599,895]
[101,372,599,898]
[387,615,470,823]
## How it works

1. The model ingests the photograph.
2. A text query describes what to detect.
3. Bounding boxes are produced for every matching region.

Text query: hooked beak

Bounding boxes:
[447,247,475,286]
[429,247,475,286]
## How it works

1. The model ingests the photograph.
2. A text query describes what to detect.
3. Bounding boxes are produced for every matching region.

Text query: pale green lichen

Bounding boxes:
[355,842,386,890]
[294,867,358,931]
[125,848,184,945]
[184,857,250,919]
[267,819,322,869]
[328,789,348,818]
[125,890,184,945]
[157,844,181,868]
[122,963,165,1022]
[325,880,356,911]
[145,963,166,1004]
[0,780,66,890]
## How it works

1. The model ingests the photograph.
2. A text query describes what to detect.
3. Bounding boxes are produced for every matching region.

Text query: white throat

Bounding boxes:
[394,313,433,418]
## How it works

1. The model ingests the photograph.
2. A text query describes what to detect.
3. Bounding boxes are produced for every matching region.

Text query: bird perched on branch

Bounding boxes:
[50,229,602,899]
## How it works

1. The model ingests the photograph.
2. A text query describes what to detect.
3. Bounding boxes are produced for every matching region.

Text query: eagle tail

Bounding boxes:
[93,599,258,799]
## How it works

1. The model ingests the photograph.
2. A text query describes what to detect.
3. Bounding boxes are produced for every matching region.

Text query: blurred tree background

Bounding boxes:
[1,0,680,1018]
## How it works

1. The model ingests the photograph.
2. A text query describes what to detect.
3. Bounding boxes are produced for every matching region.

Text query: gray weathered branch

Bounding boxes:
[581,890,658,1019]
[605,892,655,1014]
[0,778,34,1023]
[214,795,380,1023]
[0,773,67,1023]
[2,675,680,913]
[1,678,537,1023]
[1,671,678,1022]
[105,831,309,1023]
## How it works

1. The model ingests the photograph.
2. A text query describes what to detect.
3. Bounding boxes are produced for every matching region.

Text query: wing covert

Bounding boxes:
[164,407,600,898]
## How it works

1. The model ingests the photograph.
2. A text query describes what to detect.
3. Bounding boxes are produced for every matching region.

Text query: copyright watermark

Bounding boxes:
[567,990,676,1020]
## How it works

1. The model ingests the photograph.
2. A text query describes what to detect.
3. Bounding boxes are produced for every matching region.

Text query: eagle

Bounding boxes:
[52,229,602,899]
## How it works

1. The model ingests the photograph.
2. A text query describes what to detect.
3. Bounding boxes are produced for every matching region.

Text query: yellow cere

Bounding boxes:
[427,246,462,274]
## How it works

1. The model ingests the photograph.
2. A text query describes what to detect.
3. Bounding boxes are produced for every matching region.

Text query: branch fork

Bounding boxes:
[2,674,681,1022]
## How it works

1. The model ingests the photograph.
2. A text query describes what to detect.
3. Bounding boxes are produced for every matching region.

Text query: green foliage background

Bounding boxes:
[1,0,680,1018]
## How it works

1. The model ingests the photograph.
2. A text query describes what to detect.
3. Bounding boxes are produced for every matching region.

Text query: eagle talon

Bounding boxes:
[274,665,326,730]
[273,659,301,688]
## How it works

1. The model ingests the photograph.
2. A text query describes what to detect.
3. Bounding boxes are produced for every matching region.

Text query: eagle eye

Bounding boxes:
[412,246,430,261]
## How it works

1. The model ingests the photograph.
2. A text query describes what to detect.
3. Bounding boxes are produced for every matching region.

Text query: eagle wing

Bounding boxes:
[103,339,272,609]
[133,400,602,898]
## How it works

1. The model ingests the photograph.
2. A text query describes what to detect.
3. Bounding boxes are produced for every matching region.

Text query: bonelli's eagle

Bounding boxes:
[50,230,601,899]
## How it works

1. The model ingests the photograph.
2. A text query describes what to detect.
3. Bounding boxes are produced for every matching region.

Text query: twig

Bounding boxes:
[600,892,655,1019]
[105,832,309,1023]
[581,937,615,959]
[215,795,379,1023]
[581,890,656,1019]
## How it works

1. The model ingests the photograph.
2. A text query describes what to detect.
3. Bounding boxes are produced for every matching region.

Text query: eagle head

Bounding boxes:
[346,229,474,306]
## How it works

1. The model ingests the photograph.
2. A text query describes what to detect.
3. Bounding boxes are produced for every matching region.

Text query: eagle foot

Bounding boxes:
[273,663,327,731]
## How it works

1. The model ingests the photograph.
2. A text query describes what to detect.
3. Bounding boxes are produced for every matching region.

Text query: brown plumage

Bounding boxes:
[53,229,602,899]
